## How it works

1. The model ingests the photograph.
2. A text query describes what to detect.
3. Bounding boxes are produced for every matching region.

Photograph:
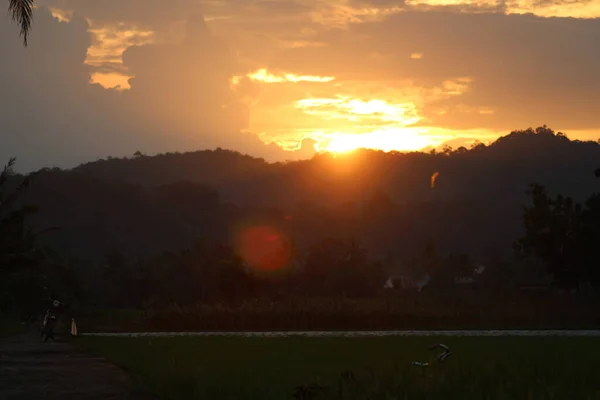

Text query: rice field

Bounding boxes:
[81,329,600,337]
[78,335,600,400]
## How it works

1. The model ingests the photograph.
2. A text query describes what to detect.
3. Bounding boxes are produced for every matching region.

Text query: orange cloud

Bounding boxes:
[406,0,600,18]
[441,77,473,96]
[234,68,335,84]
[295,96,421,125]
[86,24,154,64]
[12,2,600,168]
[48,7,73,22]
[246,75,485,155]
[309,1,404,27]
[89,72,130,90]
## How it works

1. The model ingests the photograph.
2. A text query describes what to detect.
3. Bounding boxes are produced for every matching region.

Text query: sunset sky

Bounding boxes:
[2,0,600,171]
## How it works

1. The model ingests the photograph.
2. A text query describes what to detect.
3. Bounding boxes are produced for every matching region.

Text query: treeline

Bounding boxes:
[8,125,600,264]
[44,236,509,312]
[3,126,600,330]
[515,183,600,289]
[58,238,600,331]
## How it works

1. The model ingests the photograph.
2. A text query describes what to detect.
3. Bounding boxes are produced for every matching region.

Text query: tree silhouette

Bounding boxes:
[0,158,42,273]
[8,0,34,46]
[0,158,58,315]
[515,183,591,289]
[300,238,384,297]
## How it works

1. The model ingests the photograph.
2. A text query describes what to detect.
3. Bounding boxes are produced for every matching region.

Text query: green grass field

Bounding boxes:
[79,336,600,399]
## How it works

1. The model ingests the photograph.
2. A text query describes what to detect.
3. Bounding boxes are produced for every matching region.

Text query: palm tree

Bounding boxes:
[8,0,34,46]
[0,158,56,273]
[0,158,61,316]
[1,158,39,271]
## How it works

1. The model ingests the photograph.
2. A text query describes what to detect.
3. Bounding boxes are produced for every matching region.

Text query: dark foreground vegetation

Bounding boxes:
[3,126,600,332]
[80,336,600,400]
[78,293,600,332]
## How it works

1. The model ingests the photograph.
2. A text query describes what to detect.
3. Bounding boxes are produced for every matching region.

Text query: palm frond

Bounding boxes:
[8,0,34,46]
[0,167,44,217]
[0,157,17,188]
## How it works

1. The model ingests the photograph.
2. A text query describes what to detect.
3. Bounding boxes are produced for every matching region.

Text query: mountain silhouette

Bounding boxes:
[11,126,600,264]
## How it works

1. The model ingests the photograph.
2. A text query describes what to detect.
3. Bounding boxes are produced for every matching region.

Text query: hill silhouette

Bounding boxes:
[12,126,600,265]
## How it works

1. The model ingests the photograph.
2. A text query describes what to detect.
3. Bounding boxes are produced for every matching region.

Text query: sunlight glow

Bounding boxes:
[296,96,421,125]
[323,127,437,154]
[241,69,335,84]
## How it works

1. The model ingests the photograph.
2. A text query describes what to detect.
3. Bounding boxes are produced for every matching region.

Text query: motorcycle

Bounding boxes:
[40,299,62,342]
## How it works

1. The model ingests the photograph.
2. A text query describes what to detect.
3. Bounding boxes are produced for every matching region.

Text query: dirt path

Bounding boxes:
[0,331,160,399]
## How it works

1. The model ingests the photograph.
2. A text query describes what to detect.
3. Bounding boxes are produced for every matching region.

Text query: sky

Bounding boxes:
[2,0,600,171]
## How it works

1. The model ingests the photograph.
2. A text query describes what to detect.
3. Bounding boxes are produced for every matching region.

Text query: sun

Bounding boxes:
[324,136,362,153]
[323,128,434,154]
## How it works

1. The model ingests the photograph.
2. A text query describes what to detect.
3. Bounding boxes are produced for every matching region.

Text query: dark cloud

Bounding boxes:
[247,0,313,14]
[270,10,600,131]
[4,3,599,171]
[0,8,312,172]
[0,8,104,170]
[37,0,316,30]
[349,0,405,7]
[533,0,593,5]
[36,0,203,27]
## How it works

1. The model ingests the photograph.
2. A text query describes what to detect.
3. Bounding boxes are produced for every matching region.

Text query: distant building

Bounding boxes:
[385,262,488,290]
[384,272,431,292]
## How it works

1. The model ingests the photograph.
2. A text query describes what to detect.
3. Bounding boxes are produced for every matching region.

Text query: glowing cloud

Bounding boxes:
[441,77,473,96]
[90,72,130,90]
[310,2,404,27]
[84,24,154,90]
[48,7,73,22]
[241,68,335,84]
[324,127,436,153]
[296,96,421,125]
[405,0,600,18]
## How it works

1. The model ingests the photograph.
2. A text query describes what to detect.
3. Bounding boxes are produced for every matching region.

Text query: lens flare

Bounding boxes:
[235,225,291,271]
[431,171,440,188]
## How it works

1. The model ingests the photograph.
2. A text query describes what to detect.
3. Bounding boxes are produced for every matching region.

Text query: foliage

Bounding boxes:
[77,292,600,333]
[297,238,385,298]
[1,158,42,315]
[7,125,599,268]
[6,125,600,328]
[0,158,64,317]
[515,182,600,289]
[8,0,34,46]
[94,242,261,309]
